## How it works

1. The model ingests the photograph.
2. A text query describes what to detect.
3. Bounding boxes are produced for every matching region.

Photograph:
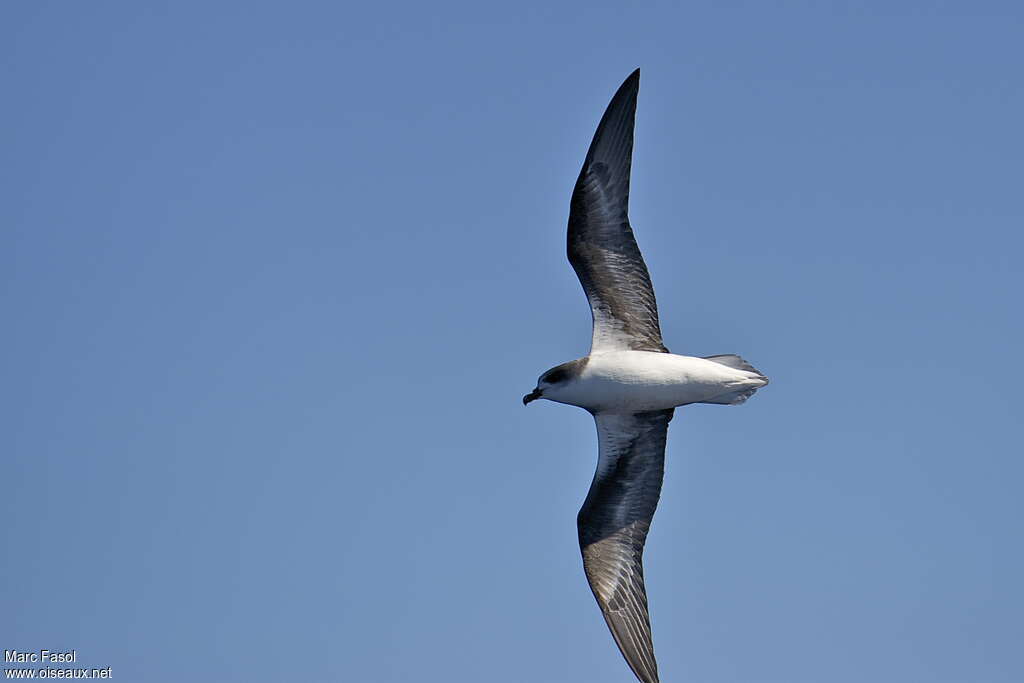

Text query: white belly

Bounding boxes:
[547,351,766,412]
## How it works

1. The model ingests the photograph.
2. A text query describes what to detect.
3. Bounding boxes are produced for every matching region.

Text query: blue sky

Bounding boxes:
[3,2,1022,682]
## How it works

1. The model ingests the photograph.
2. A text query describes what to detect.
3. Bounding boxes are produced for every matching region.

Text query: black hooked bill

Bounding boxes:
[522,388,542,405]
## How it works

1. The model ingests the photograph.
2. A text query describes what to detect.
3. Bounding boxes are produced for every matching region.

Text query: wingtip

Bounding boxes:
[602,69,639,112]
[621,68,640,92]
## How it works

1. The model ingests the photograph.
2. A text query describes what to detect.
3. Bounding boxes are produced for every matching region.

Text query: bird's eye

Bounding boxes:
[544,369,566,384]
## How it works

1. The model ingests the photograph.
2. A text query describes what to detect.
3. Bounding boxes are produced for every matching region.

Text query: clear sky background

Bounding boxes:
[3,2,1022,682]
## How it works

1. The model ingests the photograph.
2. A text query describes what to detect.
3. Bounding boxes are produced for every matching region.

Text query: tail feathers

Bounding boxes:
[703,354,764,376]
[702,386,761,405]
[701,354,769,405]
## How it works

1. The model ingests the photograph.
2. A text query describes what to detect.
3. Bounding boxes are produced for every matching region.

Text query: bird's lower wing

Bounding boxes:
[577,409,673,683]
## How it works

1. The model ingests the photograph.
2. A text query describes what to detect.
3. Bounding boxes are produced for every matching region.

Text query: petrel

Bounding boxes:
[523,69,769,683]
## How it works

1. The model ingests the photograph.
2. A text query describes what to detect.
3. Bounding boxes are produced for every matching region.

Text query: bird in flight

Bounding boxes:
[523,69,769,683]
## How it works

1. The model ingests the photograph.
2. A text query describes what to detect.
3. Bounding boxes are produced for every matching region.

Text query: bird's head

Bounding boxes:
[523,358,587,406]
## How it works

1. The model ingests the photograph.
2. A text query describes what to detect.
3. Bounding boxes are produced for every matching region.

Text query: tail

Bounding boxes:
[700,354,769,405]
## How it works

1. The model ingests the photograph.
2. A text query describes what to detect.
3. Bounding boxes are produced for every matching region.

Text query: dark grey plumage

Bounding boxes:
[578,410,673,683]
[540,357,589,385]
[569,69,670,683]
[568,69,667,354]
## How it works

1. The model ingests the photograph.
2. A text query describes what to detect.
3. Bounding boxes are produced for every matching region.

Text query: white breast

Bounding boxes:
[547,351,765,412]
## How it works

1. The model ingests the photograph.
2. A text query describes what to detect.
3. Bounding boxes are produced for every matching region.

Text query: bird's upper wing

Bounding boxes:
[568,69,667,354]
[578,409,673,683]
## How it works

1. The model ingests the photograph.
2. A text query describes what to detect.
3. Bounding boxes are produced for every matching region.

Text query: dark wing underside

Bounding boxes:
[578,409,673,683]
[568,69,667,354]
